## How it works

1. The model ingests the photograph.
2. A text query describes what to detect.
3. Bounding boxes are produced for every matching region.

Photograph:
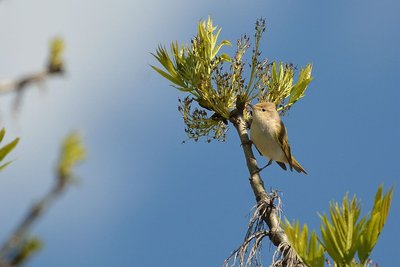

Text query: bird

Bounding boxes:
[249,102,307,174]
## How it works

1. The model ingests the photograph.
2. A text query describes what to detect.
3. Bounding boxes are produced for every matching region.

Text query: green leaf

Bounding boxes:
[0,137,19,162]
[0,128,5,143]
[48,37,65,72]
[153,45,178,76]
[283,219,325,267]
[150,65,188,91]
[212,39,232,59]
[357,185,393,264]
[288,64,313,106]
[57,132,86,182]
[265,62,295,105]
[219,53,231,62]
[0,161,14,172]
[0,129,19,171]
[319,193,364,265]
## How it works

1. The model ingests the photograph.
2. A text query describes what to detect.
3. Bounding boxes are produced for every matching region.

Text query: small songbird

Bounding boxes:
[249,102,307,174]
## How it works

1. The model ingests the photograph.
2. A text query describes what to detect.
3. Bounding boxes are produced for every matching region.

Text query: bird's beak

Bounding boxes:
[247,103,254,116]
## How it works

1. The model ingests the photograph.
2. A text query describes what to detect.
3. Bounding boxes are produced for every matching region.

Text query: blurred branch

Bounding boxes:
[0,132,85,267]
[0,38,65,111]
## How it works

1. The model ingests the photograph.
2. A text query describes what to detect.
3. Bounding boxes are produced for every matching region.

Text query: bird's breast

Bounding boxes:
[250,118,286,162]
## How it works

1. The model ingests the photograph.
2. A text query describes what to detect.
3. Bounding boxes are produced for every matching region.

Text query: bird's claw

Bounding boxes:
[250,160,273,176]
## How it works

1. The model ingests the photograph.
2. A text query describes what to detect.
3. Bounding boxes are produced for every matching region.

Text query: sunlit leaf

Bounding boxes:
[288,64,313,106]
[283,219,325,267]
[0,137,19,163]
[57,132,86,182]
[48,37,65,72]
[0,128,5,143]
[319,193,365,265]
[357,185,393,264]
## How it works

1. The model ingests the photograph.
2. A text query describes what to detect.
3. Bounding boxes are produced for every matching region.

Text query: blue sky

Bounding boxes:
[0,0,399,266]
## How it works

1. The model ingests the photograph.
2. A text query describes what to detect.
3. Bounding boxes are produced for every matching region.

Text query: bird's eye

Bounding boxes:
[261,108,266,112]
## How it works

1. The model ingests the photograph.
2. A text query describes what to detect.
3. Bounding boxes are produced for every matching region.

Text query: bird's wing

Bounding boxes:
[276,161,287,170]
[275,120,293,170]
[253,143,263,156]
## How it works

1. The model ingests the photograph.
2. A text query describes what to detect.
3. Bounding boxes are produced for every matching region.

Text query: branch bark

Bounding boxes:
[229,109,305,267]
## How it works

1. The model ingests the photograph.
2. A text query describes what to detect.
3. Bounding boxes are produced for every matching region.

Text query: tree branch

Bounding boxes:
[0,37,65,112]
[229,109,305,267]
[0,68,63,111]
[0,176,66,267]
[0,132,84,267]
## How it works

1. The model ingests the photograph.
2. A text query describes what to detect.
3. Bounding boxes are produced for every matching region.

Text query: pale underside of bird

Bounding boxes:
[249,102,307,174]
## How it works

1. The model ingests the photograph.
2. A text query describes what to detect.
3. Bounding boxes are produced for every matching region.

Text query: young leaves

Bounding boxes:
[283,220,325,267]
[260,62,313,112]
[151,17,232,99]
[288,64,313,107]
[152,17,313,142]
[57,132,86,185]
[357,185,393,264]
[151,18,233,141]
[283,186,393,266]
[0,128,19,171]
[48,37,65,73]
[319,194,365,265]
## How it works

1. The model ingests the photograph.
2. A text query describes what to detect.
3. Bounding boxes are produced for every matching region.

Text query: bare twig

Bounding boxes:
[0,37,65,112]
[227,109,304,267]
[0,68,63,111]
[0,133,84,267]
[0,175,66,267]
[224,202,270,267]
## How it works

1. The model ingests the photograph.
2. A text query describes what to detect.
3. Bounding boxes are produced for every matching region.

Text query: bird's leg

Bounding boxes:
[251,159,273,175]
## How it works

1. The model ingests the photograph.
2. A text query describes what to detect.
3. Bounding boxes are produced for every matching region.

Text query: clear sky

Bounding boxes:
[0,0,399,266]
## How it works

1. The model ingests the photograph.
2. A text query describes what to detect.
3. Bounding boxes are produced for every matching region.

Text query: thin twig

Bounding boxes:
[0,175,67,267]
[0,68,63,111]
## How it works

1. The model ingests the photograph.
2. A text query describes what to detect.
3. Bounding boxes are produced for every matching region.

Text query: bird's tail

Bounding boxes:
[292,157,307,174]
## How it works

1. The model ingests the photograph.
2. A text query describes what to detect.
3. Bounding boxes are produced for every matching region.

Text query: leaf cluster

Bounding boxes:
[283,185,393,267]
[283,220,325,267]
[259,62,313,113]
[152,17,313,142]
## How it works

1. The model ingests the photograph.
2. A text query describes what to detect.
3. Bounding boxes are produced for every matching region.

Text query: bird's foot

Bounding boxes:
[251,160,273,176]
